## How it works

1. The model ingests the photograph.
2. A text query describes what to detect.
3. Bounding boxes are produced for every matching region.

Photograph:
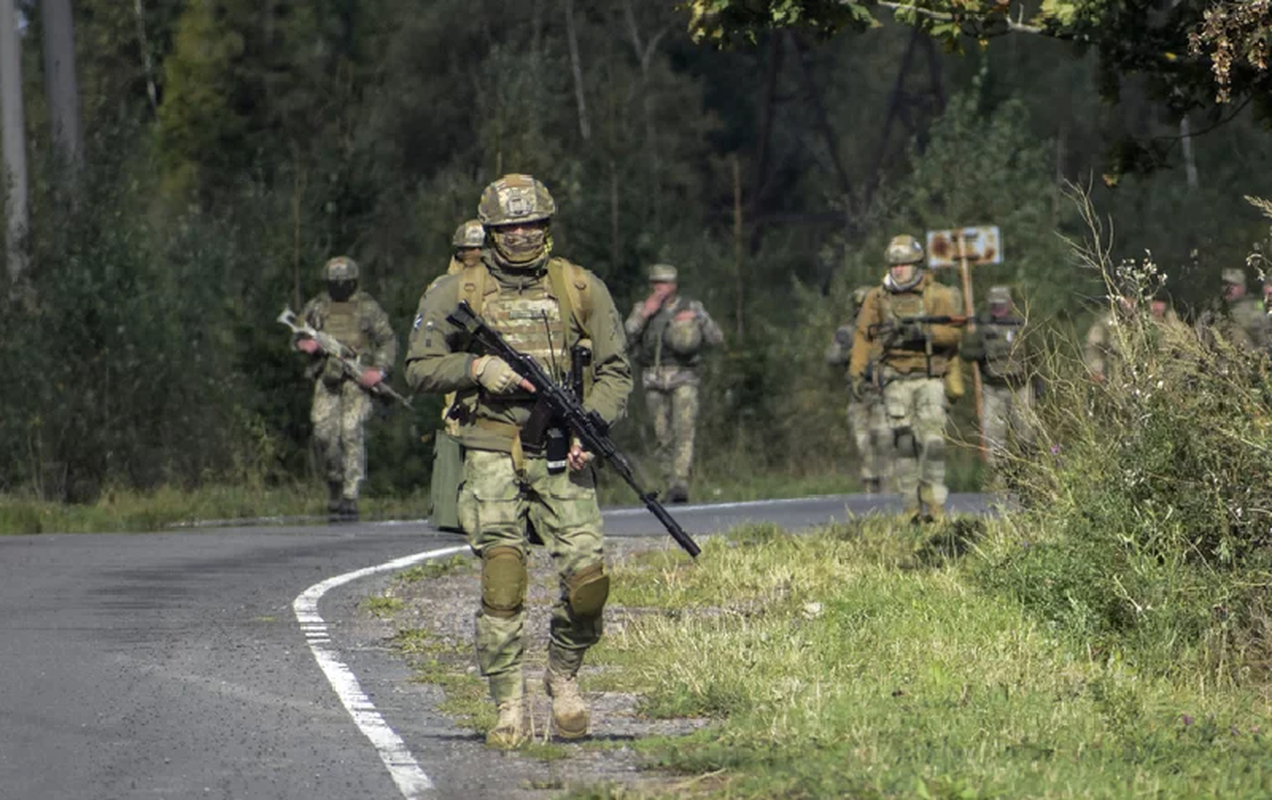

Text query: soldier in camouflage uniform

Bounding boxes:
[1218,267,1270,353]
[826,286,888,493]
[428,220,489,533]
[848,235,962,523]
[961,286,1033,468]
[1083,289,1136,385]
[294,257,397,520]
[405,175,632,748]
[624,264,724,503]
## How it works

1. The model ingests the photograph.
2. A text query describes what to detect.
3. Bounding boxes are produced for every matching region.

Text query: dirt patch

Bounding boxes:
[371,534,710,798]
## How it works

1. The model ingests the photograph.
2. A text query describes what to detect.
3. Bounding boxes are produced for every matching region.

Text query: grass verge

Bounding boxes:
[583,517,1272,799]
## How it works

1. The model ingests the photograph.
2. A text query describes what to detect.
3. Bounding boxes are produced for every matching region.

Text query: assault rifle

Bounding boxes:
[277,307,414,409]
[447,300,702,559]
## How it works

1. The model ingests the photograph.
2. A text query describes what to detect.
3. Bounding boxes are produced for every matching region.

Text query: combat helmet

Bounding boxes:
[452,219,486,249]
[477,174,556,227]
[884,234,925,266]
[323,256,359,282]
[648,263,678,283]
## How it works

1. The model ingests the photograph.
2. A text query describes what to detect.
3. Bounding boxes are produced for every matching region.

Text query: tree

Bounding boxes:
[0,0,28,285]
[40,0,82,170]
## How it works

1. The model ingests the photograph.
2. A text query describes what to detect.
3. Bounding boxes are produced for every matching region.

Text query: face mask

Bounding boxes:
[459,249,483,268]
[491,227,549,265]
[329,280,357,302]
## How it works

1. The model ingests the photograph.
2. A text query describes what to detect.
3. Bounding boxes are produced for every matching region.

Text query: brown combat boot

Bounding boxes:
[543,666,589,740]
[486,699,528,748]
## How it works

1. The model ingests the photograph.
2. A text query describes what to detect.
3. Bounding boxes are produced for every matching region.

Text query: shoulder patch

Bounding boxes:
[413,313,423,331]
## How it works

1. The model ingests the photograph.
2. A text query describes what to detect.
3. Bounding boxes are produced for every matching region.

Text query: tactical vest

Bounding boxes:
[636,298,702,369]
[980,317,1027,383]
[876,281,955,376]
[321,300,370,352]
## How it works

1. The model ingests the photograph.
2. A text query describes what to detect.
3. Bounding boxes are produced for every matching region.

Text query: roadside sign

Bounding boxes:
[925,226,1003,269]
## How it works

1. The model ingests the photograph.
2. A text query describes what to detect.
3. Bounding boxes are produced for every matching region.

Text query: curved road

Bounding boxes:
[0,493,990,800]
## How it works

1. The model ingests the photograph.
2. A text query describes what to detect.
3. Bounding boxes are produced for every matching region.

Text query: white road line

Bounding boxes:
[293,544,469,799]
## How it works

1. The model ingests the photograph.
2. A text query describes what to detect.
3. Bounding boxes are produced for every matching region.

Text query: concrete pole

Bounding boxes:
[40,0,82,170]
[0,0,29,284]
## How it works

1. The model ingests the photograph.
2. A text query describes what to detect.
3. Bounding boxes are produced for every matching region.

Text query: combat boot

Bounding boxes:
[926,504,947,524]
[326,482,343,515]
[863,477,882,494]
[486,699,527,748]
[666,485,690,504]
[336,497,359,522]
[543,666,589,739]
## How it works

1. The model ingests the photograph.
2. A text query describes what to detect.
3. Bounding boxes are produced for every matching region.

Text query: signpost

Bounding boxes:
[925,226,1003,462]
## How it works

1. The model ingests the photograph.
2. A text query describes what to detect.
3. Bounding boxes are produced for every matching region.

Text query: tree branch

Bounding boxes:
[873,1,1046,35]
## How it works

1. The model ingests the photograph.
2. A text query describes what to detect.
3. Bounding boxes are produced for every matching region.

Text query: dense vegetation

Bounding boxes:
[2,1,1270,508]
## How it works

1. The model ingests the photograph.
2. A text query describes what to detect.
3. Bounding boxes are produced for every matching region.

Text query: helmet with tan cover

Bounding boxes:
[477,174,556,227]
[884,234,925,266]
[452,219,486,249]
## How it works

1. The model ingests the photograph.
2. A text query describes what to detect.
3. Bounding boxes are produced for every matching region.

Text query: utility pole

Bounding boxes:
[41,0,82,172]
[0,0,29,286]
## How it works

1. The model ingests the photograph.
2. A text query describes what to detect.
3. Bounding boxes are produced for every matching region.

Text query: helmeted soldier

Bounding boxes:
[405,174,632,748]
[1084,286,1137,385]
[826,286,888,493]
[449,219,486,275]
[293,256,397,520]
[624,263,724,503]
[848,235,962,523]
[961,286,1034,467]
[1218,267,1270,353]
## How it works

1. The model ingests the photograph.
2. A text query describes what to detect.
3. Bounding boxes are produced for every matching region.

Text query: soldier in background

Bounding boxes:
[1218,267,1270,353]
[427,220,487,533]
[826,286,888,493]
[293,256,397,521]
[1084,287,1137,385]
[848,235,962,523]
[406,174,632,748]
[961,286,1033,468]
[625,264,724,504]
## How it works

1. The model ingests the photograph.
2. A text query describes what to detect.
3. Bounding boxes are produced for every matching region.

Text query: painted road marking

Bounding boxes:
[293,545,469,799]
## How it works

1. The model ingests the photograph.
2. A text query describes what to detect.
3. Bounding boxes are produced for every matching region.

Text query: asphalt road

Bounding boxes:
[0,493,990,800]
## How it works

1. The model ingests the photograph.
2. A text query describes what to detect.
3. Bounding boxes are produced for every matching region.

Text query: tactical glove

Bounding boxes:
[472,355,522,394]
[850,375,868,401]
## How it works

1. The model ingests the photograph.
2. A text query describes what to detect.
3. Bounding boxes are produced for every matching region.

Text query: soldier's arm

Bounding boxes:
[366,300,398,374]
[927,286,963,348]
[624,301,651,342]
[404,277,480,394]
[582,276,634,426]
[696,302,726,347]
[848,292,880,377]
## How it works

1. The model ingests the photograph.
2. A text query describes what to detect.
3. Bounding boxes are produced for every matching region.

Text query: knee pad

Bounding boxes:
[566,562,610,620]
[923,436,945,459]
[481,546,527,619]
[894,429,916,456]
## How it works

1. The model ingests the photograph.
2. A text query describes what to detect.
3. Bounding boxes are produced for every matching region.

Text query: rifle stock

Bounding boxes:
[447,301,701,558]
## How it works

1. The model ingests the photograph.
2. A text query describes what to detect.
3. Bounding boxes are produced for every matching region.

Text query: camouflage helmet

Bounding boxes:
[666,314,703,355]
[477,174,556,227]
[323,256,359,282]
[1222,267,1246,286]
[452,219,485,249]
[648,263,678,283]
[987,285,1012,305]
[884,234,925,266]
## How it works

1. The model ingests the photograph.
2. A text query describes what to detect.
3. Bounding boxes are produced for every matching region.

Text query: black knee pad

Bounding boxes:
[481,546,527,619]
[566,562,610,620]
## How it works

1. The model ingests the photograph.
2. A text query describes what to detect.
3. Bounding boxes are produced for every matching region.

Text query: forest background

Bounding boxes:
[2,0,1270,513]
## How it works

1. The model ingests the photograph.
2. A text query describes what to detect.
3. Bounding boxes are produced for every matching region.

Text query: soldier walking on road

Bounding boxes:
[848,235,962,523]
[960,286,1034,468]
[405,174,633,748]
[293,257,397,521]
[624,264,724,504]
[826,286,889,493]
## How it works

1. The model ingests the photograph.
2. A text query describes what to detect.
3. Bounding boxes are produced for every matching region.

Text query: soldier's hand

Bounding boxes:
[358,368,383,388]
[850,374,868,401]
[674,309,698,323]
[472,355,535,394]
[641,293,664,317]
[567,438,594,471]
[296,338,321,355]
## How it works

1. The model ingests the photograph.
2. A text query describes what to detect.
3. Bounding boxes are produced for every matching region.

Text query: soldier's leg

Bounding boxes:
[310,382,343,512]
[669,383,699,499]
[646,387,673,486]
[914,378,950,518]
[981,384,1010,468]
[867,393,893,492]
[338,382,373,503]
[883,380,921,514]
[457,450,531,744]
[847,399,877,490]
[1010,384,1037,452]
[527,458,605,738]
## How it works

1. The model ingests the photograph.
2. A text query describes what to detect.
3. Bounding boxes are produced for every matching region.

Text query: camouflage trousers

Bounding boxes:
[881,376,949,511]
[311,379,373,500]
[981,382,1034,468]
[458,449,606,703]
[848,394,889,488]
[645,383,699,490]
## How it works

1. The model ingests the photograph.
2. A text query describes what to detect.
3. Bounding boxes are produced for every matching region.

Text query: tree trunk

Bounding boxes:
[40,0,83,170]
[564,0,589,141]
[0,0,29,286]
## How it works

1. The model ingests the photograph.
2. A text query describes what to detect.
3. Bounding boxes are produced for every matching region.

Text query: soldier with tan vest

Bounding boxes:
[848,235,962,523]
[960,286,1034,468]
[293,256,397,521]
[405,174,632,748]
